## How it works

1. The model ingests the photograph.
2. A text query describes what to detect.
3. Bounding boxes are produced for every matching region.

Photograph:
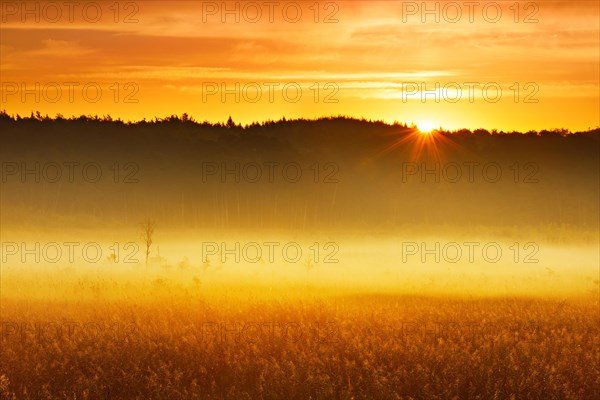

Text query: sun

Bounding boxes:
[417,120,438,134]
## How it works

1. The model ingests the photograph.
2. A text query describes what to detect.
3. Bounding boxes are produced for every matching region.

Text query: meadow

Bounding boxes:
[1,253,598,400]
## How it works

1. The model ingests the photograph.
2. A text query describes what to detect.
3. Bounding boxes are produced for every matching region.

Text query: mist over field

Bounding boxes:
[1,113,598,295]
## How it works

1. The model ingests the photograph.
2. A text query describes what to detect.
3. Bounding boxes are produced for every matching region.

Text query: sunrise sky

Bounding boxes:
[1,0,598,131]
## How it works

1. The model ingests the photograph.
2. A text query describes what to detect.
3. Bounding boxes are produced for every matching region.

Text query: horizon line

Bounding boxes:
[1,110,599,135]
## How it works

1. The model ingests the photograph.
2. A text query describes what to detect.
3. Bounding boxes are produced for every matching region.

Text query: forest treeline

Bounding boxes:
[1,110,598,232]
[1,110,594,135]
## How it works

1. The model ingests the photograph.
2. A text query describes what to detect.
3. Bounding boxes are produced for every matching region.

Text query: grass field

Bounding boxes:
[1,229,598,399]
[1,276,598,399]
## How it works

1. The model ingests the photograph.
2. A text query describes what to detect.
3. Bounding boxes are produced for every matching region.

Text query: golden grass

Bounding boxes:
[1,278,599,399]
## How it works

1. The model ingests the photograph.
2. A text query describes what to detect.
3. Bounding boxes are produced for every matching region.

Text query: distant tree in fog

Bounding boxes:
[140,220,156,266]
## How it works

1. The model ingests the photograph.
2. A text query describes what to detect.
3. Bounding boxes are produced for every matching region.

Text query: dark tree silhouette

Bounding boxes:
[140,220,156,266]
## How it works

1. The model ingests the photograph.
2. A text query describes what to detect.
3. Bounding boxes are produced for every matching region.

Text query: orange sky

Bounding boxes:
[1,0,598,131]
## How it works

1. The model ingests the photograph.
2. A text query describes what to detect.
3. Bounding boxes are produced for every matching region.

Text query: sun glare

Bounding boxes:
[418,120,438,134]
